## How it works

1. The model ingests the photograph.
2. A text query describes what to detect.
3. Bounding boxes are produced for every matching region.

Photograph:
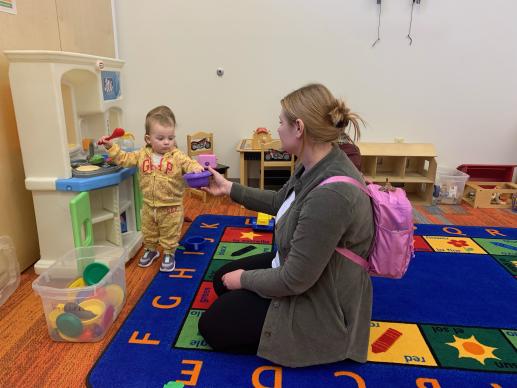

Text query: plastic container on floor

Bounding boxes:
[435,167,470,205]
[32,245,127,342]
[0,236,20,307]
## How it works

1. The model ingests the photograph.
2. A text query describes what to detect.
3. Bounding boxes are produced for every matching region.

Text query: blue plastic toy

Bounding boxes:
[183,236,207,251]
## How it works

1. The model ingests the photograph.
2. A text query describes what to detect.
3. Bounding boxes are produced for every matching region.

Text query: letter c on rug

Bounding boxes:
[152,296,182,309]
[334,371,366,388]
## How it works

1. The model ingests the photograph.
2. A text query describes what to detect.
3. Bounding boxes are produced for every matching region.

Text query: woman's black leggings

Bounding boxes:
[198,252,274,354]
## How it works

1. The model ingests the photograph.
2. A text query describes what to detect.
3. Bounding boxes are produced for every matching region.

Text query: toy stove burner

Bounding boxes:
[71,159,122,178]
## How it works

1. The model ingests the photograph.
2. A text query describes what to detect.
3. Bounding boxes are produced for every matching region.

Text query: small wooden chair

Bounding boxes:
[260,140,295,190]
[187,131,229,202]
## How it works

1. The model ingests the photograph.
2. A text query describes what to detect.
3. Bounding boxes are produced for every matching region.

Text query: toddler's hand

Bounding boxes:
[97,136,113,149]
[192,165,205,173]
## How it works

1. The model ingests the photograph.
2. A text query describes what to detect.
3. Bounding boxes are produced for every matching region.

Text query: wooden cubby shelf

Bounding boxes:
[357,143,437,205]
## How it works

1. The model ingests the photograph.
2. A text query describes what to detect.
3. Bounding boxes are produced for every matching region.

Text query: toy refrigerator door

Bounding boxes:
[133,173,142,231]
[70,192,93,247]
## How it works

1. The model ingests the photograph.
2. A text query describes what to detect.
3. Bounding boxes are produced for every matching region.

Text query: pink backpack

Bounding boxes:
[319,176,414,279]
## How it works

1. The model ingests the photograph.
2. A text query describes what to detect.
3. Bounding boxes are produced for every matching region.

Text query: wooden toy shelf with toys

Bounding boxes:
[236,128,279,186]
[462,181,517,209]
[357,143,437,205]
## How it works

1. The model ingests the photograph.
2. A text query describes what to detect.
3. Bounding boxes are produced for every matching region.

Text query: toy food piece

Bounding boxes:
[83,262,110,285]
[78,298,106,326]
[79,323,104,340]
[101,304,115,330]
[76,165,100,172]
[183,170,212,188]
[64,302,97,320]
[90,323,105,337]
[48,306,65,329]
[56,312,84,338]
[89,154,105,165]
[104,284,124,308]
[67,277,86,288]
[78,326,95,341]
[183,236,207,251]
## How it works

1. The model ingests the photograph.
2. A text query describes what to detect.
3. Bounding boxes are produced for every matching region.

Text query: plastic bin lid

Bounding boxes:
[83,262,110,286]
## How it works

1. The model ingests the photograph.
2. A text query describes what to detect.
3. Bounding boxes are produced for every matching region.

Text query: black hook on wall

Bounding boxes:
[407,0,422,45]
[371,0,382,47]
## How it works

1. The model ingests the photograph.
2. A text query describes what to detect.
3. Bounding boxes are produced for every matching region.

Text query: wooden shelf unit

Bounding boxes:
[462,182,517,209]
[357,143,437,205]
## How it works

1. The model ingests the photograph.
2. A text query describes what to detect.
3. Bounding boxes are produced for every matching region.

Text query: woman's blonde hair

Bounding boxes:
[280,83,364,144]
[145,105,176,136]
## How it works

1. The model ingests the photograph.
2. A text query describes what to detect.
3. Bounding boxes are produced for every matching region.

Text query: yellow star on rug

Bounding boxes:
[240,231,262,240]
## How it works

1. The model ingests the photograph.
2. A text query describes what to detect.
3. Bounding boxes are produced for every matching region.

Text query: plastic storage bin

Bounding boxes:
[457,164,516,182]
[0,236,20,307]
[435,167,470,205]
[32,246,127,342]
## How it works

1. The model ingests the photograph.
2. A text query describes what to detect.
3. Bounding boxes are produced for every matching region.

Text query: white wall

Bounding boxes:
[114,0,517,179]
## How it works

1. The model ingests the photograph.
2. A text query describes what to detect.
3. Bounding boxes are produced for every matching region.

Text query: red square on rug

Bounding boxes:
[192,281,217,309]
[220,227,273,244]
[414,236,433,252]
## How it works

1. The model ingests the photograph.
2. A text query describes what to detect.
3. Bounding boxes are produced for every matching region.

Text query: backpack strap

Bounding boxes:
[319,176,370,271]
[319,176,372,198]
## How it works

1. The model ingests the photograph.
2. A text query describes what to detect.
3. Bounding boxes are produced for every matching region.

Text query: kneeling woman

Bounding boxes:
[199,83,374,367]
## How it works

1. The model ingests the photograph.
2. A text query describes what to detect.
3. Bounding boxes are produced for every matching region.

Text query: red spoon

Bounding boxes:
[98,127,125,145]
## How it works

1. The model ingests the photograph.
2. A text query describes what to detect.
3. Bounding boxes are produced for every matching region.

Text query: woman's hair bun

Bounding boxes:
[328,99,350,129]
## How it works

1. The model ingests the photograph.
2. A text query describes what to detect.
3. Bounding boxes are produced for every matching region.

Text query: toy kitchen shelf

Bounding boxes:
[357,143,437,205]
[6,50,142,273]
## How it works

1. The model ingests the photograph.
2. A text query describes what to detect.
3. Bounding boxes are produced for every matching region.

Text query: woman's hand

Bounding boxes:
[98,136,113,149]
[221,269,244,290]
[201,166,233,196]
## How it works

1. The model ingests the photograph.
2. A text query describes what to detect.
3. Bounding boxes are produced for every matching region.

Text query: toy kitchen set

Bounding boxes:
[6,50,142,274]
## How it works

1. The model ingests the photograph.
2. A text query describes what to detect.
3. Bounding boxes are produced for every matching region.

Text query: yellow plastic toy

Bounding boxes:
[256,212,273,226]
[253,212,274,231]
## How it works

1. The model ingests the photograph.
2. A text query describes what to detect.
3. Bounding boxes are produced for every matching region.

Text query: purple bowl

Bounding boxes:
[183,170,212,188]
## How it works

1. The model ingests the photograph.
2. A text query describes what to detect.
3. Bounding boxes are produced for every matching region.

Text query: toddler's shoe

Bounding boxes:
[160,253,176,272]
[139,250,159,267]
